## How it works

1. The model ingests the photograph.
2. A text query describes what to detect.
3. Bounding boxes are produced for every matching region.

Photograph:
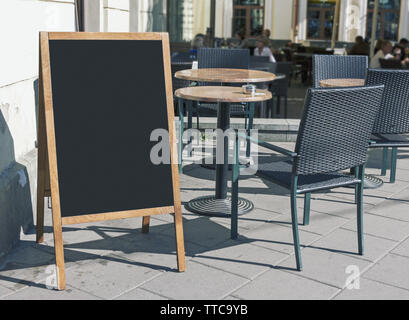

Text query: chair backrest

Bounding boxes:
[270,62,292,95]
[249,61,277,73]
[312,55,368,88]
[250,55,270,63]
[171,63,192,93]
[249,62,277,90]
[171,52,195,63]
[198,48,250,69]
[366,69,409,134]
[293,85,384,175]
[379,58,402,69]
[281,48,293,62]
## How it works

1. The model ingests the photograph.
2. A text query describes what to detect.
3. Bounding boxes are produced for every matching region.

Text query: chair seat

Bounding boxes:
[198,103,248,116]
[256,160,361,194]
[369,134,409,148]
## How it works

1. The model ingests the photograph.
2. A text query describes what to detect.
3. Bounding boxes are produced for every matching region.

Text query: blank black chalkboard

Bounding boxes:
[48,39,174,217]
[37,32,185,291]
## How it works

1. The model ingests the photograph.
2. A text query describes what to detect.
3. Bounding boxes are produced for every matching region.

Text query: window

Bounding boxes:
[307,0,336,40]
[167,0,212,42]
[232,0,265,38]
[366,0,401,41]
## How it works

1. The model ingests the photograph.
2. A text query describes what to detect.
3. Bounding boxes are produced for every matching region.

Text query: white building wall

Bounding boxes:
[270,0,293,40]
[103,0,130,31]
[0,0,76,258]
[339,0,368,42]
[400,0,409,39]
[0,0,75,165]
[298,0,308,41]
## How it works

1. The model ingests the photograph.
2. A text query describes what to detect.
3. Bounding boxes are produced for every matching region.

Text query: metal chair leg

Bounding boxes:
[303,193,311,226]
[354,165,359,204]
[231,134,240,240]
[381,147,388,176]
[196,103,200,131]
[246,103,255,158]
[187,100,193,157]
[390,147,398,183]
[284,95,288,119]
[178,98,184,173]
[357,165,365,255]
[290,176,302,271]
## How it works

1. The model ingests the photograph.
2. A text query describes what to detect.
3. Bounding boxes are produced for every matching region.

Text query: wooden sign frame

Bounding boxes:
[36,32,185,290]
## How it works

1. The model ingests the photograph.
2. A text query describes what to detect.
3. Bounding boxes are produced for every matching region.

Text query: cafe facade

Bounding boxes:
[78,1,409,44]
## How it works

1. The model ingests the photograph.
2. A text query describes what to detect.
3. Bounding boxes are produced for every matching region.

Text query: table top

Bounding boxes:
[175,86,272,103]
[174,68,277,83]
[320,78,365,88]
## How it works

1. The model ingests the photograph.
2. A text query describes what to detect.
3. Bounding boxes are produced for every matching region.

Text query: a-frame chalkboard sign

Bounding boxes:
[37,32,185,290]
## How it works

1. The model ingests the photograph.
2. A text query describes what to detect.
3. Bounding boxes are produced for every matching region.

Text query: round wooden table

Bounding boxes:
[175,68,280,170]
[320,78,365,88]
[175,68,278,83]
[320,77,383,189]
[175,86,272,217]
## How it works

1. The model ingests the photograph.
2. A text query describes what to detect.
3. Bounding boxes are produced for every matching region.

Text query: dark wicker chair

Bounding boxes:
[171,62,192,93]
[231,85,385,271]
[181,48,251,166]
[171,52,196,63]
[249,61,277,73]
[366,69,409,183]
[193,48,251,126]
[198,48,250,70]
[172,63,192,149]
[379,58,402,69]
[249,62,277,119]
[250,55,270,63]
[312,55,368,88]
[270,62,292,118]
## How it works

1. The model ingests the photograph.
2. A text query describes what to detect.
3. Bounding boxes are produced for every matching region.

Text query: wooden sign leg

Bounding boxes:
[36,64,46,244]
[51,211,66,290]
[173,205,186,272]
[142,216,150,233]
[36,150,45,243]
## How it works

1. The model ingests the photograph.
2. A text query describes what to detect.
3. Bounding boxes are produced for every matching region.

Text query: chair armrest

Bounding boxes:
[237,132,298,158]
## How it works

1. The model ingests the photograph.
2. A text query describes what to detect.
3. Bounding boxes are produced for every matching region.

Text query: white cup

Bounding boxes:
[192,61,198,69]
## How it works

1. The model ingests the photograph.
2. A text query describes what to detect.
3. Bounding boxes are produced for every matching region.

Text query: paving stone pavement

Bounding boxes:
[1,144,409,300]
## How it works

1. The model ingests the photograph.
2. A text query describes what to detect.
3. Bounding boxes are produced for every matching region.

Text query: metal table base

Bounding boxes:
[185,196,254,218]
[185,101,254,217]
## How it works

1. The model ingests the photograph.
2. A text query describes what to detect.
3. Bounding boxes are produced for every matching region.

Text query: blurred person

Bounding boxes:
[262,29,271,39]
[392,44,409,66]
[203,28,213,47]
[374,39,384,55]
[189,33,205,56]
[262,29,272,48]
[393,38,409,61]
[349,36,369,55]
[370,40,393,68]
[254,36,276,62]
[231,31,248,49]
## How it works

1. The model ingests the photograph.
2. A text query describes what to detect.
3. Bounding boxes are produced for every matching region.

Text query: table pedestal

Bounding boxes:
[185,102,254,217]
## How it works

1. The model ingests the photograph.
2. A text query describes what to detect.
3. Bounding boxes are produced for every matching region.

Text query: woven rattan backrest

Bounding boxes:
[197,48,250,87]
[294,85,384,175]
[366,69,409,134]
[313,55,368,88]
[198,48,249,69]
